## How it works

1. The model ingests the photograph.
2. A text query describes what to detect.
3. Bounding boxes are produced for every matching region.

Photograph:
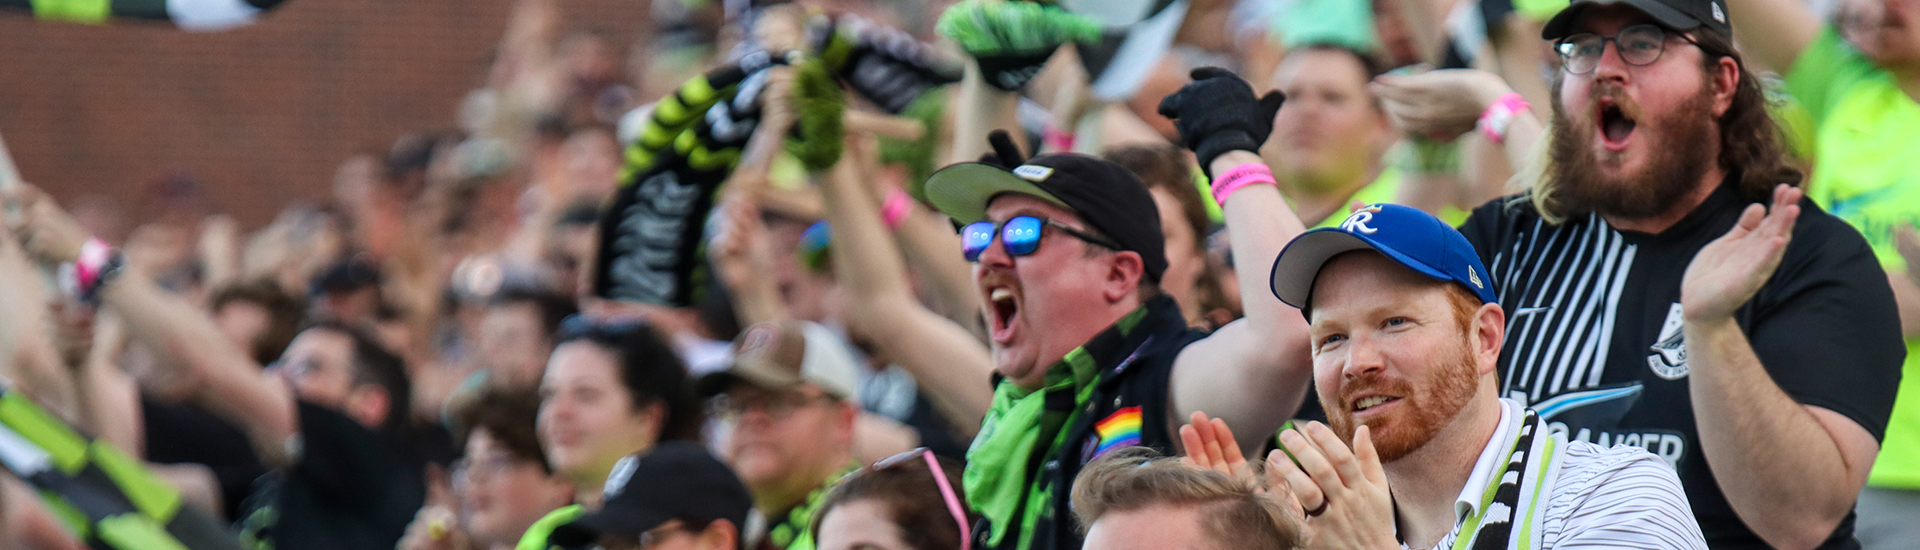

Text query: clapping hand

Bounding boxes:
[1180,411,1251,479]
[1681,184,1802,323]
[1268,422,1397,550]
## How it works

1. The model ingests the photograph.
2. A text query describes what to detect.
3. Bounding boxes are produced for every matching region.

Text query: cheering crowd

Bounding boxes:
[1,0,1917,548]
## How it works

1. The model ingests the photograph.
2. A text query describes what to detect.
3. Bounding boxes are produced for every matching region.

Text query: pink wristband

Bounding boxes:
[880,189,912,231]
[73,237,111,290]
[1477,92,1529,145]
[1043,127,1076,152]
[1211,163,1277,206]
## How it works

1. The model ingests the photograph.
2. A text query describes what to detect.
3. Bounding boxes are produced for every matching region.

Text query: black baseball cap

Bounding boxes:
[924,154,1169,282]
[1541,0,1732,41]
[548,441,753,547]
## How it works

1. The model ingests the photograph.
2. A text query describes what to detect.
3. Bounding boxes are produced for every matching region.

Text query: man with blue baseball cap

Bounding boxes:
[1243,204,1708,550]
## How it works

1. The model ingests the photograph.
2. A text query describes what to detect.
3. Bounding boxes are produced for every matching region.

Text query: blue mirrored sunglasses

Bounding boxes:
[960,216,1121,262]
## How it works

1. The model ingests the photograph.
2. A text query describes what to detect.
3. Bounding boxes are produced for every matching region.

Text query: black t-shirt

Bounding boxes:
[1459,177,1905,549]
[142,395,270,521]
[237,401,426,550]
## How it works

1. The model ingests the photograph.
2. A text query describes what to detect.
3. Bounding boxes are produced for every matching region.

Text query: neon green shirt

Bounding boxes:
[1786,28,1920,489]
[1306,168,1470,229]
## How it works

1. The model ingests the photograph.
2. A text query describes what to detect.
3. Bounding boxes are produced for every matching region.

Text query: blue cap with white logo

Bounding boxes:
[1269,203,1496,311]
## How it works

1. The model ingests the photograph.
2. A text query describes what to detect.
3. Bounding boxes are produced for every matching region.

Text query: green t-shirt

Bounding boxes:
[1786,28,1920,489]
[1306,168,1470,229]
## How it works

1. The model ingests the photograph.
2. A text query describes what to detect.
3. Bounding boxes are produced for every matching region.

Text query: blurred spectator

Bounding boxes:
[474,289,578,389]
[812,449,973,550]
[547,441,752,550]
[698,320,863,550]
[1102,144,1214,328]
[400,388,574,550]
[520,317,703,546]
[308,254,384,324]
[207,279,307,366]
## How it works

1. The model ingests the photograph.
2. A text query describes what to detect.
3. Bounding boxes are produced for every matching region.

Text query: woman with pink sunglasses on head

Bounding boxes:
[811,449,975,550]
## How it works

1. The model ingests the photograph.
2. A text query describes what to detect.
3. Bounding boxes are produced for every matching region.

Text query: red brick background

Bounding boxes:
[0,0,648,230]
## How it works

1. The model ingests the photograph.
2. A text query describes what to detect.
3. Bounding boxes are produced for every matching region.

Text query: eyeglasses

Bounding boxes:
[1555,24,1700,75]
[556,314,649,341]
[451,454,523,493]
[960,216,1121,262]
[710,390,835,421]
[866,448,971,550]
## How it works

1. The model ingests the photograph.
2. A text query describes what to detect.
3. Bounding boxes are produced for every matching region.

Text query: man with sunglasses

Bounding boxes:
[697,320,867,550]
[922,65,1311,549]
[1448,0,1906,548]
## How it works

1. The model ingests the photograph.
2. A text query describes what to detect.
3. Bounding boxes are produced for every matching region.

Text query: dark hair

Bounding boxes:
[1104,144,1210,255]
[304,320,413,432]
[1687,31,1803,196]
[455,387,553,473]
[489,290,579,341]
[556,323,704,443]
[811,454,974,550]
[209,278,308,366]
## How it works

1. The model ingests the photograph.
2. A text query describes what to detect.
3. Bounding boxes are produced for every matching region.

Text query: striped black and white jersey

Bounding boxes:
[1457,177,1904,550]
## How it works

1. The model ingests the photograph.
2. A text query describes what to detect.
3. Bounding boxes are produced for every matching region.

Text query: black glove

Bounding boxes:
[1157,67,1285,177]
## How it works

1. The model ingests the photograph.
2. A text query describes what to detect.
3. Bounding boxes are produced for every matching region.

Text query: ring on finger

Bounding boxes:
[1305,499,1329,517]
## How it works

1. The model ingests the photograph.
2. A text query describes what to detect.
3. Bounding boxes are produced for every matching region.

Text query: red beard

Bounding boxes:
[1320,336,1481,462]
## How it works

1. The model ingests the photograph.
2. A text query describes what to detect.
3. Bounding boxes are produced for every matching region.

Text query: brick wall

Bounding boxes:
[0,0,649,230]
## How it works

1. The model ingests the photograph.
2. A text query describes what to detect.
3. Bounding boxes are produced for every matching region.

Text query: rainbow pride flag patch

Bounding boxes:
[1090,406,1143,459]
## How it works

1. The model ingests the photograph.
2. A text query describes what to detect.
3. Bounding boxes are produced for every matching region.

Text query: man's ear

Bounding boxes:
[1710,56,1740,117]
[1104,251,1147,303]
[699,518,740,550]
[1473,303,1506,376]
[344,385,391,429]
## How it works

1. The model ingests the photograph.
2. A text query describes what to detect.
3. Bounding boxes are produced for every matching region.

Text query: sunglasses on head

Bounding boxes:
[864,448,971,550]
[960,216,1121,262]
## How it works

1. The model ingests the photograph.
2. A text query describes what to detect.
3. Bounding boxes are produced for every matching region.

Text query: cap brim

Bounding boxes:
[549,506,674,547]
[1541,0,1701,39]
[924,163,1072,224]
[1268,229,1454,309]
[693,357,806,397]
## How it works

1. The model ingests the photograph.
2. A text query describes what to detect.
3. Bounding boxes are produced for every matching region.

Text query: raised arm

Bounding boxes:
[0,218,79,423]
[819,136,993,433]
[1726,0,1820,74]
[7,187,298,466]
[1682,185,1885,549]
[1158,69,1315,456]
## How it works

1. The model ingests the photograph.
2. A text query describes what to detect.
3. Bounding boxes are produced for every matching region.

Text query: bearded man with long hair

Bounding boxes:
[1445,0,1908,548]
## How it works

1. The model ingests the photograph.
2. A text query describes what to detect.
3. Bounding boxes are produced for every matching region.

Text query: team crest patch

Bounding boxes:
[1647,303,1689,380]
[1084,406,1144,461]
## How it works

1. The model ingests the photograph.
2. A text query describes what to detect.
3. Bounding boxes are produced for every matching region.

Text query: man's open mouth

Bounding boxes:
[988,287,1020,343]
[1598,98,1637,150]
